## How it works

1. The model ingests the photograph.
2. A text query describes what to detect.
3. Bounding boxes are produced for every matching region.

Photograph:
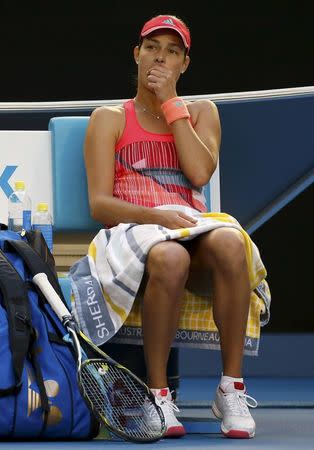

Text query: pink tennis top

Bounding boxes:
[113,99,207,212]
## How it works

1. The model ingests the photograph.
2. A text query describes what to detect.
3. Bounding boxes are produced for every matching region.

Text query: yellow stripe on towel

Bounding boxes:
[239,228,267,288]
[101,288,128,323]
[89,241,127,322]
[179,228,191,238]
[201,212,235,222]
[88,242,97,261]
[238,228,255,285]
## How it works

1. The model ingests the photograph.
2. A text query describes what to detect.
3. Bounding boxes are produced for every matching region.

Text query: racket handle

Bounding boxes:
[33,272,70,322]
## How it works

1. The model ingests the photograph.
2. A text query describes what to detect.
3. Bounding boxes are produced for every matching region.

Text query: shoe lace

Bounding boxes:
[155,396,180,414]
[224,391,258,416]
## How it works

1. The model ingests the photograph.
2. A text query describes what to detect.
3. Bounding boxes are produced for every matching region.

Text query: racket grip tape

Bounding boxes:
[33,272,70,322]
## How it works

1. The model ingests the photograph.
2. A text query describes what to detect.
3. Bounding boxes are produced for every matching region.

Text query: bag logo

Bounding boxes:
[27,368,63,426]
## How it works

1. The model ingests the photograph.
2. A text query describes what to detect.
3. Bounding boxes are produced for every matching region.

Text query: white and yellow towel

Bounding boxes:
[69,205,271,356]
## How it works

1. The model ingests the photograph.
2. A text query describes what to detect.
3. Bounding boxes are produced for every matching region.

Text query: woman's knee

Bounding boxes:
[146,242,190,282]
[205,228,247,272]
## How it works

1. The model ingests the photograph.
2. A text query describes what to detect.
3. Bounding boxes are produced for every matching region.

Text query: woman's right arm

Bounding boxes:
[84,106,197,228]
[84,106,152,226]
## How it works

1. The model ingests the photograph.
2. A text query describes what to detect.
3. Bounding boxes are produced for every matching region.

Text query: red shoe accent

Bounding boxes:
[160,388,169,397]
[234,382,245,391]
[164,425,186,438]
[223,429,251,439]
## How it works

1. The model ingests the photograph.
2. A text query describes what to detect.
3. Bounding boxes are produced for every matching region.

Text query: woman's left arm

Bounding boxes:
[170,99,221,187]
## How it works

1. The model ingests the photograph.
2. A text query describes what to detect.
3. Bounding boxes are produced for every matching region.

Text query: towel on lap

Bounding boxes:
[69,205,271,356]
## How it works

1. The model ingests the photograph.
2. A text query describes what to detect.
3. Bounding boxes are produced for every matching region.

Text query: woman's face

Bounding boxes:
[134,30,190,88]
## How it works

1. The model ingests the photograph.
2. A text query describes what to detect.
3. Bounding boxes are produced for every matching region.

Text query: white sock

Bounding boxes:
[150,387,172,400]
[220,375,244,391]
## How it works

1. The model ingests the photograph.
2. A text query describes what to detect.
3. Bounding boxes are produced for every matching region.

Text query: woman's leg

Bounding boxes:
[142,241,190,388]
[185,228,256,438]
[186,228,250,376]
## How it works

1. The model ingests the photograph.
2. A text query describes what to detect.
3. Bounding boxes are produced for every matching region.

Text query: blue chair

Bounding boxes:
[49,116,101,232]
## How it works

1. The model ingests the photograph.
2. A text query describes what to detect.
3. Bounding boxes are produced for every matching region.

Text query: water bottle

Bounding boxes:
[32,202,53,252]
[8,181,32,232]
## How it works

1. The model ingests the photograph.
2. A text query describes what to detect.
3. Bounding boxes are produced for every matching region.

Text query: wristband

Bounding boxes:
[161,97,190,125]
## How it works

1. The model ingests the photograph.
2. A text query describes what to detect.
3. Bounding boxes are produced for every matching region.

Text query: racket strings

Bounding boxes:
[80,360,164,439]
[81,362,161,438]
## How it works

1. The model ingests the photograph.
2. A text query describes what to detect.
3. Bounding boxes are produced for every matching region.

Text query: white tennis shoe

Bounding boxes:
[149,388,186,438]
[212,381,258,438]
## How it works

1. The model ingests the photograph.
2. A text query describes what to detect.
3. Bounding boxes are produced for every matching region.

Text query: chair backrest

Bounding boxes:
[49,116,220,232]
[49,116,101,232]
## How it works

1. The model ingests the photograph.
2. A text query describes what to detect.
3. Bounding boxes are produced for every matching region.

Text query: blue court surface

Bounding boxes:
[1,376,313,450]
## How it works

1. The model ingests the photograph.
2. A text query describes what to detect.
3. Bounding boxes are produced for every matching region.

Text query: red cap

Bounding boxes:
[140,15,191,52]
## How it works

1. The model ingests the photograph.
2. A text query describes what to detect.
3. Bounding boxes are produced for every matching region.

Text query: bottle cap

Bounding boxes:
[37,202,48,212]
[15,181,25,190]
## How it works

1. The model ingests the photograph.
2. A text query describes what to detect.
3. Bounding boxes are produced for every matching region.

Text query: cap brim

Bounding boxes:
[141,26,189,50]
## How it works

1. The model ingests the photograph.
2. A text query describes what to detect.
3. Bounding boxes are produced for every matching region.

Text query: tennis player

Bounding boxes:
[84,14,258,438]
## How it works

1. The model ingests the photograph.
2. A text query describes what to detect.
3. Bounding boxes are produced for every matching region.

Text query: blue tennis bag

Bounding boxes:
[0,228,99,439]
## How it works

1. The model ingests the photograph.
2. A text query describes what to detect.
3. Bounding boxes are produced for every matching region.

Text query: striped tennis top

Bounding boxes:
[113,99,207,212]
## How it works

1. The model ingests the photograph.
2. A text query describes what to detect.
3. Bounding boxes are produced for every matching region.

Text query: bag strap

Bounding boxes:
[4,240,66,304]
[4,240,68,337]
[24,229,58,279]
[0,249,32,396]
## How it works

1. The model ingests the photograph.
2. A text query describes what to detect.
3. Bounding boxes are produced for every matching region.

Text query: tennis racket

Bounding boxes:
[32,272,166,443]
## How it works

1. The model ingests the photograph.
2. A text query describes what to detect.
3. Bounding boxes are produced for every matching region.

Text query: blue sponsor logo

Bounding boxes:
[0,165,17,198]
